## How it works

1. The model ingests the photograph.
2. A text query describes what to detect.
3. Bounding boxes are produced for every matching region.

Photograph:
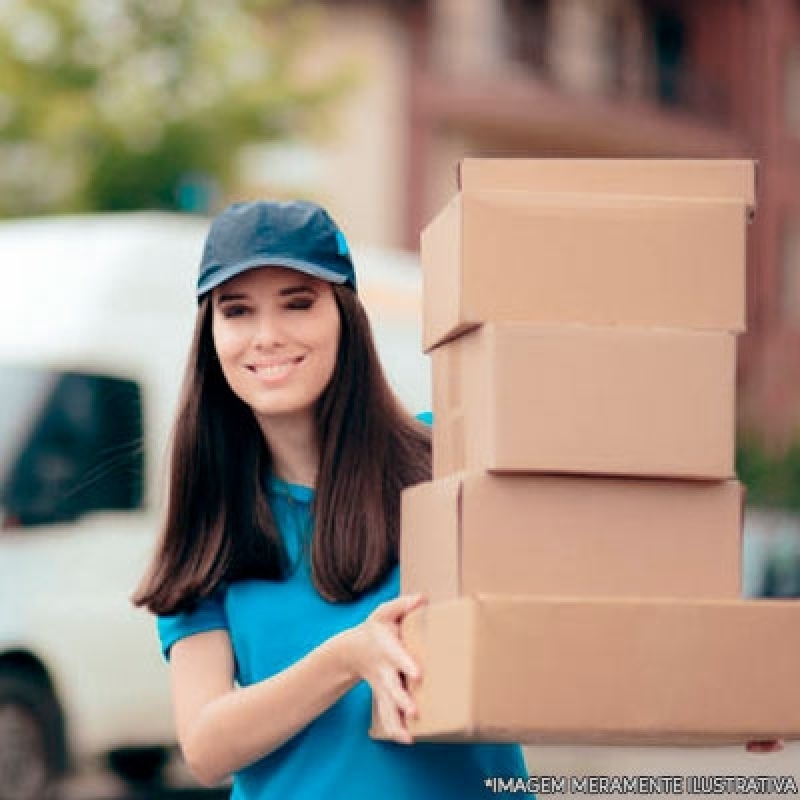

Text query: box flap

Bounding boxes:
[434,322,736,479]
[409,596,800,743]
[406,598,476,739]
[448,192,747,342]
[442,473,742,598]
[421,195,465,351]
[400,475,463,600]
[484,323,736,478]
[457,158,757,210]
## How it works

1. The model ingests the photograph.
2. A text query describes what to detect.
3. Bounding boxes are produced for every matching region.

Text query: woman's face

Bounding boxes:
[212,266,341,423]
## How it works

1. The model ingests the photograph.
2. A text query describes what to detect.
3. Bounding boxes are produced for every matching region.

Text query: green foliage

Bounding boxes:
[0,0,355,215]
[736,434,800,510]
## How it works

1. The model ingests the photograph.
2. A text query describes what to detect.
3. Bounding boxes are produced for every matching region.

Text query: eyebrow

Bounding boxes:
[216,284,318,305]
[279,285,318,297]
[216,292,247,304]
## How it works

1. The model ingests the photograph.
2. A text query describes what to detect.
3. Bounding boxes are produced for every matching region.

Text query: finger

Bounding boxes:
[375,693,398,740]
[746,740,784,753]
[376,691,411,744]
[373,594,426,624]
[376,628,422,682]
[380,665,417,719]
[395,726,413,745]
[399,592,427,615]
[747,741,781,752]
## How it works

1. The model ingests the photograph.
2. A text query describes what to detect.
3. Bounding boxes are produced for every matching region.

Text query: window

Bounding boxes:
[650,7,687,106]
[785,46,800,135]
[743,515,800,599]
[0,368,144,528]
[783,222,800,328]
[503,0,550,72]
[606,5,648,100]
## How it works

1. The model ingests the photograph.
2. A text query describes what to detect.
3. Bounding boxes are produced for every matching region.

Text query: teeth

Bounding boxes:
[257,364,289,376]
[251,357,301,377]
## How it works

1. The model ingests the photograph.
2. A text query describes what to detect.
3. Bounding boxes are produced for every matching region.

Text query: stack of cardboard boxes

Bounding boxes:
[372,159,800,745]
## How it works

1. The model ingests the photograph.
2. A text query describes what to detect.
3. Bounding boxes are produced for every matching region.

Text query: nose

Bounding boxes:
[252,310,286,350]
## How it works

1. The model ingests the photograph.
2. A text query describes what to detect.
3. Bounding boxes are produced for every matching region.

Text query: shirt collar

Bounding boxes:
[266,474,315,504]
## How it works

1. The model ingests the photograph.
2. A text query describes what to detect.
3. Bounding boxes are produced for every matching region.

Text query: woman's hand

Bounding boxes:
[340,593,427,745]
[746,740,784,753]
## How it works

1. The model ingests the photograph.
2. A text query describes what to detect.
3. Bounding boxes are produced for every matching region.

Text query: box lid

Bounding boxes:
[457,158,757,211]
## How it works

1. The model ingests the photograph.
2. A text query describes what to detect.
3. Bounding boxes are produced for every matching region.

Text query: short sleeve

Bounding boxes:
[156,588,228,662]
[415,411,433,427]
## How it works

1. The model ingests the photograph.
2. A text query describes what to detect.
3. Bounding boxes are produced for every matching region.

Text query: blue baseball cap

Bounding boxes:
[196,200,357,299]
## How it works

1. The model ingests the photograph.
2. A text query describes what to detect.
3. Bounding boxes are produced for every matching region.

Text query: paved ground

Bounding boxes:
[56,759,228,800]
[56,742,799,799]
[523,742,800,798]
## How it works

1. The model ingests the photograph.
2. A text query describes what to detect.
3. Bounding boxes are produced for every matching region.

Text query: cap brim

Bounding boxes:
[197,256,348,298]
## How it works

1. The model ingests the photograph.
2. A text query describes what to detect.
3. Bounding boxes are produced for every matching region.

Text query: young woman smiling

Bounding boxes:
[133,200,528,799]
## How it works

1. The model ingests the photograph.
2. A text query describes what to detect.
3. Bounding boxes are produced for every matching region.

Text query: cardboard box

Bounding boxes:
[457,158,757,209]
[432,324,735,480]
[421,192,747,351]
[370,596,800,745]
[401,474,742,601]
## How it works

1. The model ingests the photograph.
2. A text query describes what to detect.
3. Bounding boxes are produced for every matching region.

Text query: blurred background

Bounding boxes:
[0,0,799,798]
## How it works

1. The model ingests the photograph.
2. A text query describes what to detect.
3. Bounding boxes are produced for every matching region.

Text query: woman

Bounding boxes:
[133,200,528,798]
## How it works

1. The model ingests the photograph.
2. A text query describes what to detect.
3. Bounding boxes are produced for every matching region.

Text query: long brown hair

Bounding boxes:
[133,283,431,614]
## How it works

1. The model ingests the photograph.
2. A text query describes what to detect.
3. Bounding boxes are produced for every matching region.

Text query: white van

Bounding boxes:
[0,212,429,798]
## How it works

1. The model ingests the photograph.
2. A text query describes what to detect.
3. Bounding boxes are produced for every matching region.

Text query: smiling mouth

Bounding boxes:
[247,356,305,379]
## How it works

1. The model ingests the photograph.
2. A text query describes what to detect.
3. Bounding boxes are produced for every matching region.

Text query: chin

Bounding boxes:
[250,397,317,420]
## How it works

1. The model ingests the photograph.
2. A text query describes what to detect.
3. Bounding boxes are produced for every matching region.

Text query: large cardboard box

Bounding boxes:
[421,192,747,351]
[457,158,757,208]
[401,474,742,601]
[370,596,800,744]
[432,324,735,479]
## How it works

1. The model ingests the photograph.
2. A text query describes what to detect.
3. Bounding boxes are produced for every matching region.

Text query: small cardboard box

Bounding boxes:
[401,474,743,601]
[432,323,735,480]
[421,192,747,351]
[457,158,757,208]
[370,596,800,745]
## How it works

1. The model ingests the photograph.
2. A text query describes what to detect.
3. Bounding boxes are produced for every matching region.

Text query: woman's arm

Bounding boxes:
[170,594,425,787]
[171,627,356,786]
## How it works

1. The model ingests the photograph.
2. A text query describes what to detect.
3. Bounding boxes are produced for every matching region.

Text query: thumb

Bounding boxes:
[374,593,427,623]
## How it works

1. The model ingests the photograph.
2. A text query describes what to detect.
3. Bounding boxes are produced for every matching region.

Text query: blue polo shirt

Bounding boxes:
[157,437,529,798]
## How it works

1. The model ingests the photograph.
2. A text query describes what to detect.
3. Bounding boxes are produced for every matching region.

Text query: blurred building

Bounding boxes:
[248,0,800,448]
[408,0,800,449]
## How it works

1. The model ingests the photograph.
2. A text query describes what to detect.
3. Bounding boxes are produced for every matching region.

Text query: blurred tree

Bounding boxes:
[0,0,354,215]
[737,434,800,510]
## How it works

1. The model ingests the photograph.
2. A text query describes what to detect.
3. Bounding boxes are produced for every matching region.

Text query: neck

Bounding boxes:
[256,410,319,488]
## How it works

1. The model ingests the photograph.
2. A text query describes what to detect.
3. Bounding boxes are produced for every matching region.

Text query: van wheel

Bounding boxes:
[108,746,168,786]
[0,669,65,800]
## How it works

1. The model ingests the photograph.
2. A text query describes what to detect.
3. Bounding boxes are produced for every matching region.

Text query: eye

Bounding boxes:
[286,297,314,310]
[221,304,250,318]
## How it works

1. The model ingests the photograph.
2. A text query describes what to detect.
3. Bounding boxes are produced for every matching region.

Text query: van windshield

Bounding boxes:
[0,366,144,527]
